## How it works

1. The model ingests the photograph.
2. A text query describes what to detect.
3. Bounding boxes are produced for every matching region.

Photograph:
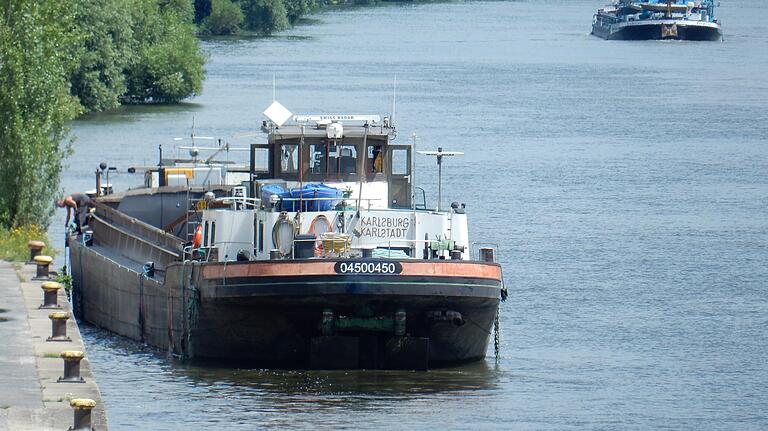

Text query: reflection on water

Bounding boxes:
[81,323,499,430]
[76,103,206,124]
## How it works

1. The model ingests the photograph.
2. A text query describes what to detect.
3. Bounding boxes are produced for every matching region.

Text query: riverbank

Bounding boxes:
[0,261,107,430]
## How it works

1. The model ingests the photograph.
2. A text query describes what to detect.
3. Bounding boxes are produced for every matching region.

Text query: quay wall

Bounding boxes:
[0,260,108,430]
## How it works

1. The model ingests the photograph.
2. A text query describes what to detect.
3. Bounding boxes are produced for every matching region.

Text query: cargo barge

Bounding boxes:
[68,102,506,370]
[592,0,723,41]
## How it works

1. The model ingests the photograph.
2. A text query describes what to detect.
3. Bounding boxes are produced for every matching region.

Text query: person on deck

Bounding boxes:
[56,193,93,233]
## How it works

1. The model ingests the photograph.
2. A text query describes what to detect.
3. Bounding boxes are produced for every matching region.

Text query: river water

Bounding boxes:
[52,0,768,429]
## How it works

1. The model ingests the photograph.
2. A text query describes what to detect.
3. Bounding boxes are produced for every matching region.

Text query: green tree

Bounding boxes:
[160,0,196,22]
[239,0,289,35]
[194,0,213,23]
[202,0,245,35]
[284,0,317,24]
[69,0,135,112]
[124,0,206,103]
[0,0,82,228]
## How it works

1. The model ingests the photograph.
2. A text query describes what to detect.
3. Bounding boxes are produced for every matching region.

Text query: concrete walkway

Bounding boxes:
[0,261,107,430]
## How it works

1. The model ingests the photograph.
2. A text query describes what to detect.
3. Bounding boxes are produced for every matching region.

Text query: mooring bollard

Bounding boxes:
[27,240,45,263]
[47,311,71,342]
[69,398,96,430]
[39,281,63,309]
[58,350,85,383]
[33,255,53,279]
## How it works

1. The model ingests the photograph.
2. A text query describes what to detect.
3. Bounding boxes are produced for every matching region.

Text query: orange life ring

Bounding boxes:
[309,215,332,256]
[192,225,203,249]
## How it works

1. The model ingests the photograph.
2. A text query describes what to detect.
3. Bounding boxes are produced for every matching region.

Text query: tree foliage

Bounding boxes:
[69,0,134,112]
[0,1,82,228]
[284,0,317,24]
[124,0,206,103]
[69,0,205,109]
[0,0,206,229]
[194,0,213,23]
[201,0,245,35]
[239,0,290,35]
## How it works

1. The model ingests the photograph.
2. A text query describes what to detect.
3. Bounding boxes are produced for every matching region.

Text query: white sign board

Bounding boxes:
[358,214,411,239]
[293,115,381,124]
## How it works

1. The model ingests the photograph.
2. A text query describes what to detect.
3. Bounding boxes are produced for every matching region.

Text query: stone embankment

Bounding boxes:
[0,256,107,430]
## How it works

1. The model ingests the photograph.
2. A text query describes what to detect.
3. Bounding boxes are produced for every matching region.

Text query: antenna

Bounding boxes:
[411,133,418,211]
[391,76,397,126]
[418,147,464,212]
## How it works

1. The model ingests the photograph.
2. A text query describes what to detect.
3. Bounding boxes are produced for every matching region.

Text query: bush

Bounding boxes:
[202,0,245,35]
[69,0,134,112]
[0,225,55,262]
[69,0,206,108]
[123,0,206,103]
[195,0,213,23]
[284,0,317,23]
[239,0,290,35]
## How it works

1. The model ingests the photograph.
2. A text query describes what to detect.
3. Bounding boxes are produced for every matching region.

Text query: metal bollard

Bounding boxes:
[27,240,45,263]
[58,350,85,383]
[47,311,71,342]
[39,281,63,309]
[479,247,495,263]
[69,398,96,430]
[33,255,53,279]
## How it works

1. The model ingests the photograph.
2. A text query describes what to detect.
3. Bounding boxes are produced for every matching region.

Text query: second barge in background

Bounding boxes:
[592,0,723,41]
[68,102,506,370]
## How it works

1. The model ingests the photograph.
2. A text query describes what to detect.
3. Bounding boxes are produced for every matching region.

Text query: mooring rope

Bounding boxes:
[180,260,188,359]
[179,260,200,360]
[186,283,200,359]
[495,273,507,362]
[138,273,146,344]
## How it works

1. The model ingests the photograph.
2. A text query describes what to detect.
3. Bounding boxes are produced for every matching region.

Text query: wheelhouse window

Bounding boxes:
[252,147,269,175]
[367,144,384,176]
[310,143,327,175]
[280,144,299,175]
[328,144,357,177]
[391,148,409,175]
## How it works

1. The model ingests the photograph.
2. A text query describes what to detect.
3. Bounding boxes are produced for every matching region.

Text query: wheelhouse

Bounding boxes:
[250,116,413,210]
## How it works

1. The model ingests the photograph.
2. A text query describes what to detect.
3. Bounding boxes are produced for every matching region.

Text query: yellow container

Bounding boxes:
[321,233,351,254]
[164,168,193,182]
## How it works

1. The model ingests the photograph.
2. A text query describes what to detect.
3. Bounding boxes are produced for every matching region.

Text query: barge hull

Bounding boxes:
[69,238,502,369]
[592,21,722,41]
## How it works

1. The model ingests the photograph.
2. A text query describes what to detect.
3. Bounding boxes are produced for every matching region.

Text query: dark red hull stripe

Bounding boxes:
[200,260,503,281]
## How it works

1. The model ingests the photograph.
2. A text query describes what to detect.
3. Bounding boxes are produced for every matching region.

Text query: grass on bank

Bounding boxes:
[0,225,55,262]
